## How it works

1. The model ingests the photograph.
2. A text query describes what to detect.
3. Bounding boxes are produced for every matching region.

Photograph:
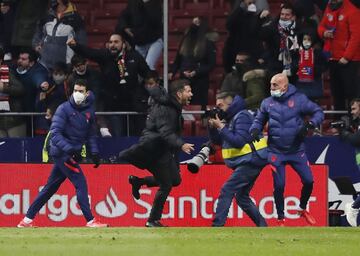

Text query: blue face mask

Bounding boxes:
[271,89,284,98]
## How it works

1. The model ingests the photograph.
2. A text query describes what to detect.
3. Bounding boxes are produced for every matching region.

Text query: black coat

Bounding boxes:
[119,96,184,169]
[115,0,163,45]
[70,44,150,111]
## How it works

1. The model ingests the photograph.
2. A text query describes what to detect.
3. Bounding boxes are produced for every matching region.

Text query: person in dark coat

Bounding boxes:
[115,0,163,70]
[168,17,216,109]
[119,79,195,227]
[249,73,324,226]
[17,79,108,228]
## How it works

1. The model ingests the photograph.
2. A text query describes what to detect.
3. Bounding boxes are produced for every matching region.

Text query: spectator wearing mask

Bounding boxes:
[33,0,87,70]
[34,62,68,135]
[116,0,163,70]
[293,33,326,100]
[259,3,301,82]
[220,52,267,110]
[169,16,216,109]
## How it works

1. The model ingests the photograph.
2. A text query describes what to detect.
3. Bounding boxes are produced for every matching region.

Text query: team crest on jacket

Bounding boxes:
[288,99,295,108]
[85,112,91,122]
[271,154,277,163]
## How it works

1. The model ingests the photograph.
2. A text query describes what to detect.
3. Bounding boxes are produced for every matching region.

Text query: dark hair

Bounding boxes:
[71,54,86,66]
[179,16,209,59]
[52,62,69,74]
[74,79,88,89]
[145,70,159,83]
[18,47,39,62]
[281,2,296,14]
[216,91,235,100]
[169,79,190,97]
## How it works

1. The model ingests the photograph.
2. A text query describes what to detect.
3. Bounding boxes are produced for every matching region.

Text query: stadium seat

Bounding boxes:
[90,10,118,27]
[99,0,127,13]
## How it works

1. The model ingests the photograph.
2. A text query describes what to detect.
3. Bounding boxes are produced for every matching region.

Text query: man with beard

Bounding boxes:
[67,33,150,136]
[318,0,360,110]
[119,79,194,227]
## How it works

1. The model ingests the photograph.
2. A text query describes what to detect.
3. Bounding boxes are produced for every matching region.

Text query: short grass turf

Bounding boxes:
[1,227,360,256]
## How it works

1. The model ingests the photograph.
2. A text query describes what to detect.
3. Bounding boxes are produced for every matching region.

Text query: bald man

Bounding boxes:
[249,73,324,226]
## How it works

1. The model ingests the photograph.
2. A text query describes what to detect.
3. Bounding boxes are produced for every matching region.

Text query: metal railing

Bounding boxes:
[0,110,349,137]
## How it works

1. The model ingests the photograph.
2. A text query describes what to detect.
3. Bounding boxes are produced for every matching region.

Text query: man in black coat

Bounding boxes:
[67,33,150,136]
[119,79,195,227]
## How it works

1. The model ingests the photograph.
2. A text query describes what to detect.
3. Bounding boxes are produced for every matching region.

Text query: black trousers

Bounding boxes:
[329,61,360,110]
[142,152,181,222]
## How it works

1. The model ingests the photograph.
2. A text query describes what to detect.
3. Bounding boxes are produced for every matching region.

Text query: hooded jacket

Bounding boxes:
[250,84,324,153]
[209,95,268,169]
[49,91,98,158]
[32,2,87,69]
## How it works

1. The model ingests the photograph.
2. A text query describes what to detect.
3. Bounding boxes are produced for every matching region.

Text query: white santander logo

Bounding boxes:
[95,187,127,218]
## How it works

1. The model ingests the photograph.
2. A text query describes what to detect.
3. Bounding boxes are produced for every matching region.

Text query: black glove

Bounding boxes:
[71,151,82,163]
[299,121,315,138]
[91,154,101,168]
[250,129,260,142]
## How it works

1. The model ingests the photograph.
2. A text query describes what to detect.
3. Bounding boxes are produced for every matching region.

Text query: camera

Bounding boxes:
[203,107,226,120]
[187,142,215,173]
[330,120,346,129]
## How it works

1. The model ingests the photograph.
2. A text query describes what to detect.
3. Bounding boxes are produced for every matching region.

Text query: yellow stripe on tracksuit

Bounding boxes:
[42,132,87,163]
[222,137,267,159]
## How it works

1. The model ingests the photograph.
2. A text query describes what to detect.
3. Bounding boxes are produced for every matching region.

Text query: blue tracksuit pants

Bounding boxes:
[213,163,267,227]
[25,155,93,222]
[269,151,314,220]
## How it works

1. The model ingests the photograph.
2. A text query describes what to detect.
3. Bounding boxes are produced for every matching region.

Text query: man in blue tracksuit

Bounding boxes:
[17,79,108,228]
[250,73,324,226]
[208,92,268,227]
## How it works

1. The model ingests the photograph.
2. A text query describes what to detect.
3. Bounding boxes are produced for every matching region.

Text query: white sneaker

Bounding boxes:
[345,203,359,227]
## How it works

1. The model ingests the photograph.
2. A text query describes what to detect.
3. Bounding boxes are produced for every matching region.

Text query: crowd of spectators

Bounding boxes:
[0,0,359,137]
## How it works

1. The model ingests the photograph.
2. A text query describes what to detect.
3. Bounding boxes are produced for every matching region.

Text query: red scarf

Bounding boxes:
[0,65,9,83]
[0,64,10,101]
[297,47,314,82]
[117,50,127,84]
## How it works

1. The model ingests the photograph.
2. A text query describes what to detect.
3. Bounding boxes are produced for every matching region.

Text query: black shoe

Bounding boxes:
[145,220,167,227]
[128,175,141,200]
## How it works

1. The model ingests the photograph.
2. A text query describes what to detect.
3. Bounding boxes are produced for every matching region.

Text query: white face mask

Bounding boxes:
[270,89,284,98]
[279,19,292,28]
[247,3,257,13]
[302,41,312,49]
[75,66,87,76]
[73,91,86,105]
[53,74,66,85]
[16,67,28,75]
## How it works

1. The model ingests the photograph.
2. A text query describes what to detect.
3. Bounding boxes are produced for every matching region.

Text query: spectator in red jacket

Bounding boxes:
[318,0,360,110]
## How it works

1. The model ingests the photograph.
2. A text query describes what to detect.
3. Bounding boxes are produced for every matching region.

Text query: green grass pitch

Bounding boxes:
[1,227,360,256]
